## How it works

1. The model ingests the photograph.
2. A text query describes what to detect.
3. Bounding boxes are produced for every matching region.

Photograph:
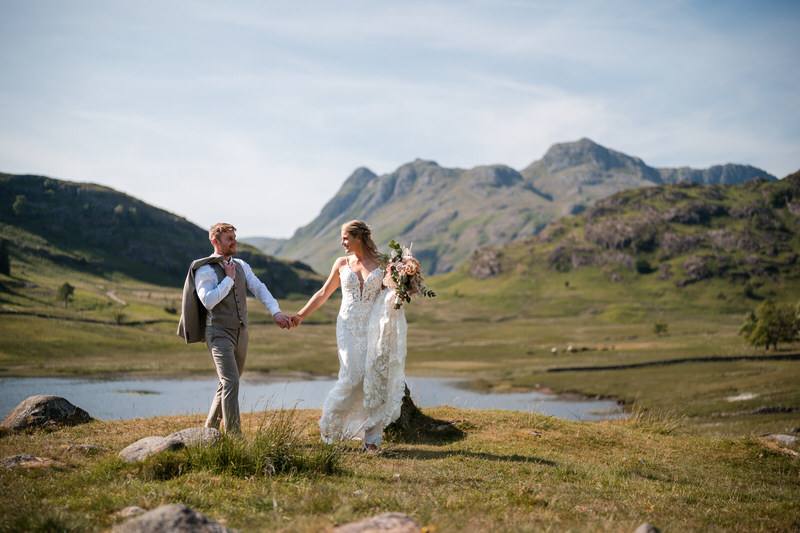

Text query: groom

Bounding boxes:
[178,222,292,434]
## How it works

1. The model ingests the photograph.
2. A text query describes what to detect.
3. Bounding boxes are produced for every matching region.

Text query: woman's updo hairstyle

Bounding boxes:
[342,220,380,259]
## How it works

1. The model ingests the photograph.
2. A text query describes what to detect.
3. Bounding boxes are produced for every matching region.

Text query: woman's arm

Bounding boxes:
[291,257,346,326]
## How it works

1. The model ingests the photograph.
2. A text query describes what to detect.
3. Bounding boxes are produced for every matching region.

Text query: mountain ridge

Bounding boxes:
[253,138,777,275]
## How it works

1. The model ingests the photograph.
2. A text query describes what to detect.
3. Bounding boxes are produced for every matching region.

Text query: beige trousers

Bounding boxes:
[204,324,249,434]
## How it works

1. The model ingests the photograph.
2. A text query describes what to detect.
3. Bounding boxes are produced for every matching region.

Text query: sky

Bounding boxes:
[1,1,798,238]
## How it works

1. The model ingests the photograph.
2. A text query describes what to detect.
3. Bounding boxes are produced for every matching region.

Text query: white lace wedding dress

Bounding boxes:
[318,265,408,444]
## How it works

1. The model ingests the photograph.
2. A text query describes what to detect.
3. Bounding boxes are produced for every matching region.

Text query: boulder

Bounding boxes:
[1,395,91,431]
[119,427,220,463]
[112,503,234,533]
[634,523,660,533]
[333,512,420,533]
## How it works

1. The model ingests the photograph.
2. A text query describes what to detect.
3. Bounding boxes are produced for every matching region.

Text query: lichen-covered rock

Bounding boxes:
[1,454,57,469]
[1,395,91,431]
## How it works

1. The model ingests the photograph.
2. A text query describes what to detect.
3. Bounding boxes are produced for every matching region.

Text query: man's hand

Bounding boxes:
[273,312,292,329]
[223,260,236,280]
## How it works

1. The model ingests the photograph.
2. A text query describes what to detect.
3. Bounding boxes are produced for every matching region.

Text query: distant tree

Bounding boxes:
[739,299,799,350]
[112,308,126,324]
[653,321,668,336]
[56,282,75,309]
[12,195,29,216]
[0,239,9,276]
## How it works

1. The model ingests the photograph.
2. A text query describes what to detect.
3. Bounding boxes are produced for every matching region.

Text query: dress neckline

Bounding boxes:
[344,264,380,284]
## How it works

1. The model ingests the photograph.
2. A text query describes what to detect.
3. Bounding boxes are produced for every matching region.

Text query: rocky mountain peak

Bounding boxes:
[539,138,647,175]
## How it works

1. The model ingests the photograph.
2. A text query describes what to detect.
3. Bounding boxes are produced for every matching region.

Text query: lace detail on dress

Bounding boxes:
[319,266,407,444]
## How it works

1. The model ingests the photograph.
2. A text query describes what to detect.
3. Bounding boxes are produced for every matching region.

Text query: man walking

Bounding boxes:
[178,223,292,434]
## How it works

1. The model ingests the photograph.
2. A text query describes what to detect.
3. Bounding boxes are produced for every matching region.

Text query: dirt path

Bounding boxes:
[106,291,126,306]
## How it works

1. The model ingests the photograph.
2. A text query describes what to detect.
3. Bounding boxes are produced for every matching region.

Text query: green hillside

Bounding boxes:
[444,169,800,316]
[0,173,321,296]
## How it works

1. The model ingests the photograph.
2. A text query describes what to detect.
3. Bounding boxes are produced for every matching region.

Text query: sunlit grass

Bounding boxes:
[0,408,796,532]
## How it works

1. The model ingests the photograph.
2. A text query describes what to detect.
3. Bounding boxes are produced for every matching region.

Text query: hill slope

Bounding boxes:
[256,138,775,275]
[0,173,320,297]
[465,169,800,295]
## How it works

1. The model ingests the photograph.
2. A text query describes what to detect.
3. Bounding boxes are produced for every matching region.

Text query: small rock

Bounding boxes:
[1,454,56,469]
[634,523,660,533]
[1,395,92,431]
[119,436,182,463]
[119,427,220,463]
[769,434,799,446]
[333,512,421,533]
[112,503,234,532]
[166,427,221,447]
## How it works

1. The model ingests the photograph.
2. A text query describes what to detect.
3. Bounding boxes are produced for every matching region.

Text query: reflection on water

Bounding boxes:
[0,376,625,422]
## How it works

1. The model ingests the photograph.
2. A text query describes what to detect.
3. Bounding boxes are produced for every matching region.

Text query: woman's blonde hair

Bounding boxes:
[342,220,380,259]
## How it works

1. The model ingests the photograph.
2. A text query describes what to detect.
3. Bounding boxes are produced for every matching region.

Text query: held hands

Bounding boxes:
[272,312,304,330]
[272,312,293,329]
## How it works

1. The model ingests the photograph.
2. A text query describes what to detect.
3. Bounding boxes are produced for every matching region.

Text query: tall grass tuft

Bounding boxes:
[621,402,687,435]
[182,407,345,478]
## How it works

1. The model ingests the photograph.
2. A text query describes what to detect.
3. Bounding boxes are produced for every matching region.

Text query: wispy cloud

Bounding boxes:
[1,0,798,237]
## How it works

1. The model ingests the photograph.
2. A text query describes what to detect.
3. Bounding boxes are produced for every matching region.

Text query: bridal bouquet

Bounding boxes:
[380,240,436,309]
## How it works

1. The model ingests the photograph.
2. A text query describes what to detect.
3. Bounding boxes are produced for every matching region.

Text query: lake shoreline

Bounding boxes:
[0,375,627,423]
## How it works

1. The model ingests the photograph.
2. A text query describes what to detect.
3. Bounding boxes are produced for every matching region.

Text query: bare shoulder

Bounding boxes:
[332,256,349,273]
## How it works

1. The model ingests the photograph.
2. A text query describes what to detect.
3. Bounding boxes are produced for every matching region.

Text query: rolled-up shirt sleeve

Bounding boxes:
[194,264,234,311]
[237,259,282,316]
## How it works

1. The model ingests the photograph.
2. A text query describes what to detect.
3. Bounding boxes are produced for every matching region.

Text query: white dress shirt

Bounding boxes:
[194,258,281,316]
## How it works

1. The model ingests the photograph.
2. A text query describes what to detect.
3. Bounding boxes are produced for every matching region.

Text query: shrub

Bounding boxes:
[635,258,654,274]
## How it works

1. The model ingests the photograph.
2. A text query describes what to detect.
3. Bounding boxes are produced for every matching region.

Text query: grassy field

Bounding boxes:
[1,257,799,438]
[1,251,800,532]
[1,406,798,532]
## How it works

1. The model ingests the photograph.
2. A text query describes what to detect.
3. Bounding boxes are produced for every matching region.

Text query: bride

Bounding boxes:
[290,220,407,453]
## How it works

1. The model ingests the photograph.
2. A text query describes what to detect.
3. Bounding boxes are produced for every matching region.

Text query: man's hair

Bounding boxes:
[209,223,236,243]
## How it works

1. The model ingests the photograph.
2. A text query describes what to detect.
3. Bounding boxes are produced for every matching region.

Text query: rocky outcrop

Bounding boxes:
[119,427,221,463]
[1,395,91,431]
[112,503,234,533]
[469,249,502,279]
